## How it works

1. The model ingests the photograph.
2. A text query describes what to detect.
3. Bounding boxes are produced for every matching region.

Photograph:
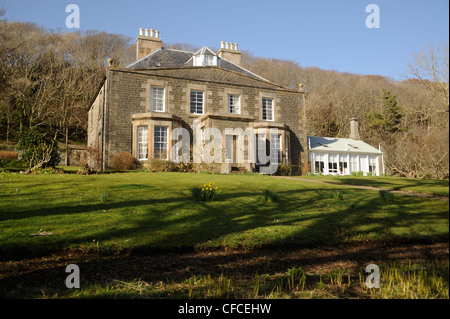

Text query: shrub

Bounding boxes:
[100,192,110,203]
[111,152,138,170]
[333,190,344,200]
[262,189,279,202]
[17,128,60,170]
[278,164,293,176]
[191,182,220,201]
[357,171,364,176]
[351,171,358,176]
[379,190,394,202]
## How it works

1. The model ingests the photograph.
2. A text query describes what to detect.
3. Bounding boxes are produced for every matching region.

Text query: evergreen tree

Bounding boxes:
[365,88,405,140]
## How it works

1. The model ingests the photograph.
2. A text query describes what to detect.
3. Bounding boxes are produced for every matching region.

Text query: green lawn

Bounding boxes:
[297,175,449,197]
[0,172,448,258]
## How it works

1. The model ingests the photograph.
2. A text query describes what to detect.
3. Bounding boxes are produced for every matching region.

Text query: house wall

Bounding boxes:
[92,66,307,173]
[87,82,106,169]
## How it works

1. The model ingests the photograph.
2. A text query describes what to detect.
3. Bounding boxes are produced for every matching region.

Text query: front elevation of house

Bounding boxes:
[88,28,307,174]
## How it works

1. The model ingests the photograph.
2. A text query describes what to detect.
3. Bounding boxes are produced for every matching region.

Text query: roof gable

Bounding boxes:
[192,46,217,57]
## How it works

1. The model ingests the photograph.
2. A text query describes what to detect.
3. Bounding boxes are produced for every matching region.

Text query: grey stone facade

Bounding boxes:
[88,31,307,174]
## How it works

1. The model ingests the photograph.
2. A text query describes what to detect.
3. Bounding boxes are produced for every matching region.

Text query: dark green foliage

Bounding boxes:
[365,89,406,140]
[17,128,60,168]
[379,190,395,202]
[333,190,344,200]
[262,189,279,202]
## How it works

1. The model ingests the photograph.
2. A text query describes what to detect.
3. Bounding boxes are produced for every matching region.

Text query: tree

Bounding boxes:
[365,89,405,141]
[17,127,60,171]
[407,42,449,112]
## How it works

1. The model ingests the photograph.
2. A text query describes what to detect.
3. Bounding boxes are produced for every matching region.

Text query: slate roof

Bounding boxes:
[308,136,382,154]
[126,47,267,81]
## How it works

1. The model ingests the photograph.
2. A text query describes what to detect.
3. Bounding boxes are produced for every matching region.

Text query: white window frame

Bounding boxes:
[190,90,204,115]
[328,154,338,174]
[314,153,325,174]
[350,155,359,173]
[137,126,149,160]
[270,134,282,165]
[203,55,214,66]
[154,126,168,160]
[255,133,267,166]
[262,98,274,121]
[228,94,240,114]
[285,134,289,165]
[369,156,377,175]
[150,86,165,112]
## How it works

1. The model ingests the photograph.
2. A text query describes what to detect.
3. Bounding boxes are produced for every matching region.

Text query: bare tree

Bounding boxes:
[407,42,449,112]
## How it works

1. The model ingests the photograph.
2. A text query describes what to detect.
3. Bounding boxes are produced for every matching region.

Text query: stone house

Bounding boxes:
[88,28,307,173]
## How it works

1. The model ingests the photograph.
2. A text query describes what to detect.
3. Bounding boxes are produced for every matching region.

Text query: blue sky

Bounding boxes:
[1,0,448,81]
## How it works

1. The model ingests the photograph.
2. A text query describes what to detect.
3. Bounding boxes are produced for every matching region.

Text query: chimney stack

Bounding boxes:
[349,117,360,140]
[136,27,163,61]
[218,40,242,66]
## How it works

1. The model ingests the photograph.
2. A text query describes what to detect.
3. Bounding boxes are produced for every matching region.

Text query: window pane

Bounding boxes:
[270,134,282,164]
[285,135,289,165]
[151,87,165,112]
[228,95,240,114]
[137,126,148,160]
[154,126,168,159]
[329,154,338,173]
[262,98,273,121]
[190,90,204,114]
[204,55,214,66]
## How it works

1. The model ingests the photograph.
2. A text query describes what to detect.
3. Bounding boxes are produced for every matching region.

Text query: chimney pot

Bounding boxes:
[136,28,163,61]
[139,28,144,36]
[218,41,242,66]
[155,30,159,38]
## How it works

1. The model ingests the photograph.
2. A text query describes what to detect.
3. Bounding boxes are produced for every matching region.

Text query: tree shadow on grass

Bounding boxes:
[0,176,448,298]
[1,183,447,263]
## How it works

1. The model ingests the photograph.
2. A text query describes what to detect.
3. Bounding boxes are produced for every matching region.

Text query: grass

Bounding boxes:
[5,259,447,299]
[262,189,279,202]
[297,175,449,197]
[0,171,448,258]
